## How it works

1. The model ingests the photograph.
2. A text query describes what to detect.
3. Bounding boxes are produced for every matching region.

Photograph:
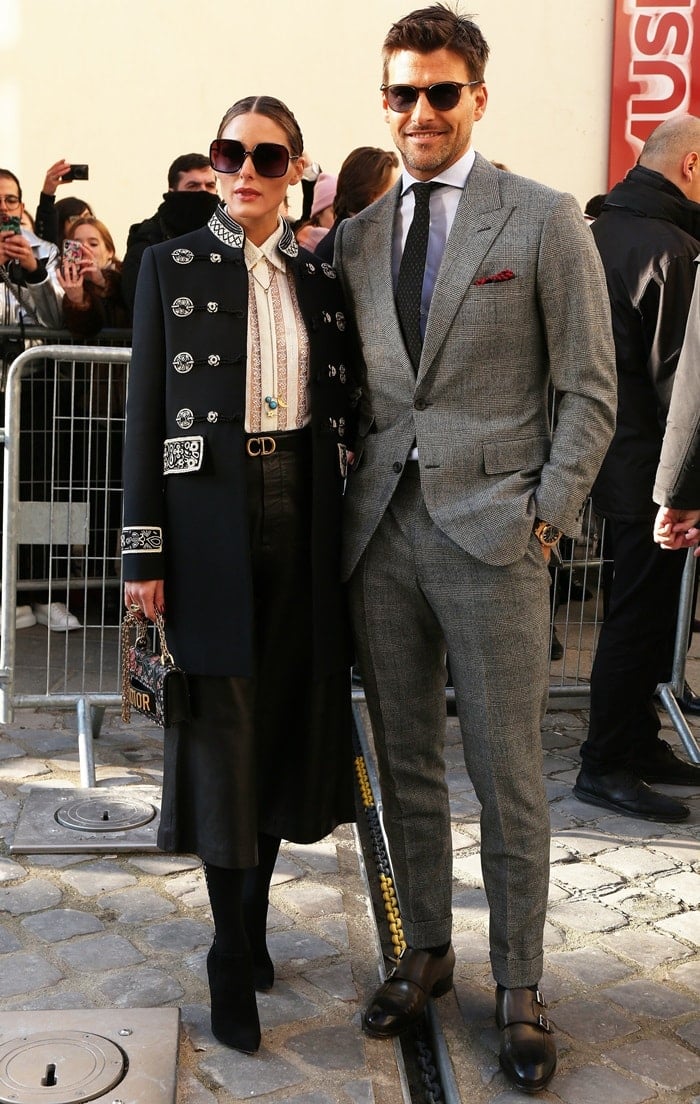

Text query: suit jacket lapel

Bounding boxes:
[419,155,514,381]
[345,181,420,395]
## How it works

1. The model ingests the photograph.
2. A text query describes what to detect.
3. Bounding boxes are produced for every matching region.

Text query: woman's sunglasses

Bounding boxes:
[209,139,299,179]
[381,80,482,113]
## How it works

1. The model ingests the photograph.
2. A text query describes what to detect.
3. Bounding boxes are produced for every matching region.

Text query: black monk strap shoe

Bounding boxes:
[636,739,700,786]
[362,944,455,1039]
[679,681,700,717]
[574,768,689,823]
[496,986,556,1094]
[657,681,700,717]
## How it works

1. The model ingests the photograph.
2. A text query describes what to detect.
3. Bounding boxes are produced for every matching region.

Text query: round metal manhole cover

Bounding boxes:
[0,1031,125,1103]
[55,796,156,833]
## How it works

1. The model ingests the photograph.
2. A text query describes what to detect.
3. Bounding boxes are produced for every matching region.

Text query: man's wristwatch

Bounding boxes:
[533,519,563,548]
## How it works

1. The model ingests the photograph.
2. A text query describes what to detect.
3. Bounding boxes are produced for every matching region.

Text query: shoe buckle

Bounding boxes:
[537,1013,552,1033]
[535,988,548,1008]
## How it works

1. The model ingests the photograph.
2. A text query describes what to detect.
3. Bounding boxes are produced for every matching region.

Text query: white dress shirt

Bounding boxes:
[244,222,310,433]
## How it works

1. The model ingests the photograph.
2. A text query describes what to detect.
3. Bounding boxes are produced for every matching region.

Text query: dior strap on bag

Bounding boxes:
[121,608,190,727]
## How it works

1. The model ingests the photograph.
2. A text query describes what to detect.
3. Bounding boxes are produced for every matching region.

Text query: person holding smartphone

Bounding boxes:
[0,169,63,329]
[122,95,358,1054]
[58,216,128,336]
[0,169,77,633]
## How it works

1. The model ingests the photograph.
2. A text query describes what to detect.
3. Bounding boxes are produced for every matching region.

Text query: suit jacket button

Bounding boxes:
[414,398,426,411]
[392,461,403,474]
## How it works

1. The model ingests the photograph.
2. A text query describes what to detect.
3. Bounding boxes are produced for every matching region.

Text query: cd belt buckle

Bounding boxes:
[246,435,276,457]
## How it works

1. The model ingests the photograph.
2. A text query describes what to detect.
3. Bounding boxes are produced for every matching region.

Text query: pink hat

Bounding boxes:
[296,225,329,250]
[310,173,337,220]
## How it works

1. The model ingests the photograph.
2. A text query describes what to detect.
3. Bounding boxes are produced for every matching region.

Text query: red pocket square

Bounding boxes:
[473,269,515,285]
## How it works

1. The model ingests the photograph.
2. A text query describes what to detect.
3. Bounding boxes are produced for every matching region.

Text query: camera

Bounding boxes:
[1,215,22,235]
[63,164,89,183]
[62,239,83,264]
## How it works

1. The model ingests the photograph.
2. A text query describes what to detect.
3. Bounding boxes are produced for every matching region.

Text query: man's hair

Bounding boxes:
[334,146,399,220]
[381,4,489,85]
[639,115,700,173]
[167,153,212,189]
[0,169,22,202]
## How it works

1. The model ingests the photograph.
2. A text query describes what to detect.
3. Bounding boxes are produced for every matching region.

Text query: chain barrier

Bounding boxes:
[353,710,451,1104]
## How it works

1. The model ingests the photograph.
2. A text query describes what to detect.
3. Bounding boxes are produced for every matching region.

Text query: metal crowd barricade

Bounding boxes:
[545,502,700,764]
[547,500,608,708]
[2,334,698,776]
[0,335,131,785]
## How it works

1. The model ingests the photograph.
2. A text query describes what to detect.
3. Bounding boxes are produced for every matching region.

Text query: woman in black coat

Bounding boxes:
[122,95,358,1054]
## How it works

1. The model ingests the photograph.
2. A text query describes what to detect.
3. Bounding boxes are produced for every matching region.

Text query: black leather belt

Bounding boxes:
[245,428,310,457]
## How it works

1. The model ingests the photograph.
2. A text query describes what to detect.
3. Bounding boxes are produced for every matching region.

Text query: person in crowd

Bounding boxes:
[654,260,700,546]
[584,193,607,223]
[0,169,81,632]
[33,160,93,246]
[121,153,219,314]
[295,171,337,250]
[122,94,357,1055]
[58,216,128,335]
[333,6,616,1094]
[574,115,700,825]
[0,169,63,331]
[59,215,129,610]
[54,197,93,247]
[314,146,400,263]
[298,157,322,225]
[655,265,700,540]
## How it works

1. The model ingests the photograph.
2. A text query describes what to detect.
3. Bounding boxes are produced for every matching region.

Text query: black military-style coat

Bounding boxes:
[122,207,357,677]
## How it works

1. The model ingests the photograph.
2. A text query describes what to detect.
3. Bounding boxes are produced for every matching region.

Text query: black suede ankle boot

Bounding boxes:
[207,943,261,1053]
[243,904,275,992]
[242,839,280,993]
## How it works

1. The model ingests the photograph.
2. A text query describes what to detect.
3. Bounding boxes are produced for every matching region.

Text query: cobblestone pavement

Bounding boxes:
[430,702,700,1104]
[0,707,402,1104]
[0,684,698,1101]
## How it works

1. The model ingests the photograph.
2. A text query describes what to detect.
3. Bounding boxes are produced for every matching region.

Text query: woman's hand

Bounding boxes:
[57,257,88,305]
[654,506,700,553]
[124,580,165,622]
[76,242,106,288]
[42,160,73,196]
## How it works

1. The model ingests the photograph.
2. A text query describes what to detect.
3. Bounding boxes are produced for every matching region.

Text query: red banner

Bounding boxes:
[608,0,700,188]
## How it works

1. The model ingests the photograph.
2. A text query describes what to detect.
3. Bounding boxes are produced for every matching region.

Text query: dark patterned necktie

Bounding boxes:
[396,182,439,371]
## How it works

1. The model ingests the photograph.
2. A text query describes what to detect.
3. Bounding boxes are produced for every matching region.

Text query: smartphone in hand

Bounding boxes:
[1,216,22,235]
[62,239,83,264]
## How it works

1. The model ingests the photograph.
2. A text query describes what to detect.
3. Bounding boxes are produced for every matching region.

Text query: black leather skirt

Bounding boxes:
[157,437,355,868]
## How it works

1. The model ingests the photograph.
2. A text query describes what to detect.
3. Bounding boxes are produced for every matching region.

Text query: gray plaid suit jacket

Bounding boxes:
[335,153,617,578]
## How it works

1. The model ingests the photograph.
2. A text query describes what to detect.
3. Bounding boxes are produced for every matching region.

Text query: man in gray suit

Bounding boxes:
[334,6,616,1094]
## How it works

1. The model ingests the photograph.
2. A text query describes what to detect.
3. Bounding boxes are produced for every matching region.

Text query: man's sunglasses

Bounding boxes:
[381,80,482,113]
[209,139,299,179]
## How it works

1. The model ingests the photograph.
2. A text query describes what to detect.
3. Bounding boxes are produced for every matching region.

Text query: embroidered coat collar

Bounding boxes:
[208,203,299,259]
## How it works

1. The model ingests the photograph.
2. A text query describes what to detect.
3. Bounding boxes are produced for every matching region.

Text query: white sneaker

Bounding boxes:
[16,604,37,629]
[0,605,38,630]
[33,602,82,631]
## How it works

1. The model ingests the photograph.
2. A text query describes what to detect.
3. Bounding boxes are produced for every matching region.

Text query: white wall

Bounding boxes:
[1,0,614,255]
